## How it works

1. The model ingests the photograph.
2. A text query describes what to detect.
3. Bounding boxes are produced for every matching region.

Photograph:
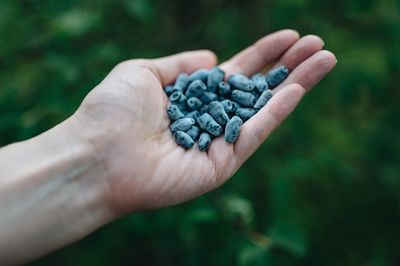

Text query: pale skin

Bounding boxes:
[0,29,336,265]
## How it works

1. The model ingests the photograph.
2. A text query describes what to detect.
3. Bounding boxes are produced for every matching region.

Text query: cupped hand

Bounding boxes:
[72,29,336,216]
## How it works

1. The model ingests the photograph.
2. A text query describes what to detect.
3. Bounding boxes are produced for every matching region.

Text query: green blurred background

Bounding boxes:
[1,0,400,265]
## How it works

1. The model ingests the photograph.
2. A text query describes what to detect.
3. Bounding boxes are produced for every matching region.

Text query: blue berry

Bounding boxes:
[225,116,243,143]
[174,131,195,149]
[254,89,273,109]
[200,104,209,114]
[197,113,223,136]
[231,90,257,107]
[199,91,218,104]
[169,91,186,104]
[187,97,203,110]
[218,81,231,97]
[188,69,209,82]
[169,91,187,110]
[235,108,257,122]
[208,101,230,127]
[228,74,255,91]
[186,126,201,141]
[165,85,175,96]
[252,73,269,94]
[207,67,225,91]
[174,73,190,92]
[220,99,235,114]
[167,104,185,121]
[170,118,195,133]
[265,65,289,88]
[186,110,201,120]
[186,80,207,98]
[198,132,212,151]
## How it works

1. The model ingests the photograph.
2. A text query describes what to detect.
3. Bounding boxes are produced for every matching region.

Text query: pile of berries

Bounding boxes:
[164,66,289,151]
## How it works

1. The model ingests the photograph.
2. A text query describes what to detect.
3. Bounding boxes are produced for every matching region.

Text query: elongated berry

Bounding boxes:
[207,67,225,91]
[231,101,242,112]
[200,104,209,114]
[170,118,195,133]
[231,90,257,107]
[218,81,231,97]
[186,80,207,98]
[254,89,273,109]
[167,104,185,121]
[252,73,269,94]
[187,97,203,110]
[208,101,230,127]
[228,74,255,91]
[265,65,289,88]
[186,110,200,120]
[174,131,195,149]
[188,69,209,82]
[186,126,201,141]
[235,108,257,121]
[198,132,212,151]
[165,85,175,96]
[220,99,235,113]
[199,91,218,104]
[225,116,243,143]
[197,113,223,136]
[169,91,186,104]
[174,73,190,92]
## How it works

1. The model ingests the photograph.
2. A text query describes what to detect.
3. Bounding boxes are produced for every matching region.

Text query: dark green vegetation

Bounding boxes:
[1,0,399,265]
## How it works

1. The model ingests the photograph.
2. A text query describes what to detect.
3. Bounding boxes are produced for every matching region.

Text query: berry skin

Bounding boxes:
[174,131,195,149]
[254,89,273,110]
[225,116,243,143]
[198,132,212,151]
[170,118,195,133]
[265,65,289,88]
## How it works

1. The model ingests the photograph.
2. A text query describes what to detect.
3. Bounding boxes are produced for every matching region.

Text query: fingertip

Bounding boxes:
[277,29,301,40]
[302,34,325,48]
[180,49,218,69]
[200,49,218,66]
[317,50,338,68]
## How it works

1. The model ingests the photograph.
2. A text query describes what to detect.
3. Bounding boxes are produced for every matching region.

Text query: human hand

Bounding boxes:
[70,29,336,217]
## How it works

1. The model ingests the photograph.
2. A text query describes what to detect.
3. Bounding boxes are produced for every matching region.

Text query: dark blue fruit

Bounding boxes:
[265,66,289,88]
[197,113,223,136]
[208,101,230,127]
[231,90,257,107]
[254,89,273,109]
[235,108,257,122]
[174,131,195,149]
[198,132,212,151]
[228,74,255,91]
[170,118,195,133]
[207,67,225,91]
[186,80,207,98]
[225,116,243,143]
[167,104,185,121]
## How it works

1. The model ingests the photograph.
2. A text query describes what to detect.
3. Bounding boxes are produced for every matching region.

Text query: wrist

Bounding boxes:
[0,117,115,264]
[57,115,115,224]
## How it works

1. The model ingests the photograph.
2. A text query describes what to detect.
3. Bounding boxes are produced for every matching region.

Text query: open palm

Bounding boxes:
[74,30,336,217]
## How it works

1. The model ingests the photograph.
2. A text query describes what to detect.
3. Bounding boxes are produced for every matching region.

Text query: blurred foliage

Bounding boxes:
[0,0,399,265]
